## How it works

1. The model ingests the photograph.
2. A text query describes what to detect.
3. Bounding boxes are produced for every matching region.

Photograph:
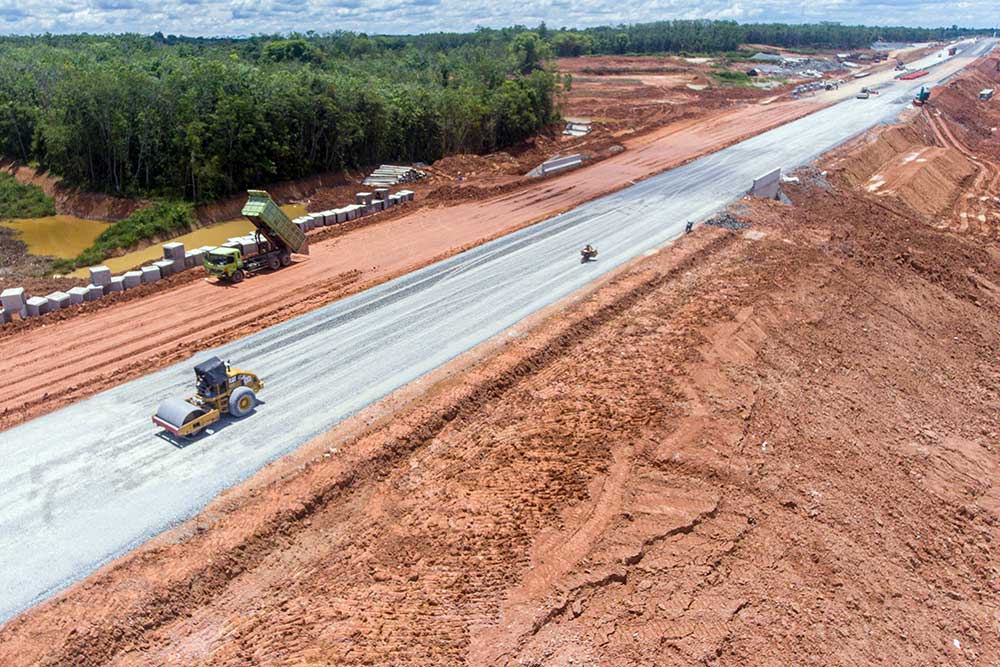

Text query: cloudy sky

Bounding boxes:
[0,0,994,36]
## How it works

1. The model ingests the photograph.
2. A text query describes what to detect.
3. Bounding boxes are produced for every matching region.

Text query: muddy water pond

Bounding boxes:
[2,215,111,258]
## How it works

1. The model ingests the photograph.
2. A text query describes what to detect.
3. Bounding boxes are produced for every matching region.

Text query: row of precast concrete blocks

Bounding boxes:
[0,241,213,324]
[290,189,415,234]
[1,189,418,323]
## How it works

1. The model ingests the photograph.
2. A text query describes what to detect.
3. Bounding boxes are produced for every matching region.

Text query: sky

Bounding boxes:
[0,0,994,37]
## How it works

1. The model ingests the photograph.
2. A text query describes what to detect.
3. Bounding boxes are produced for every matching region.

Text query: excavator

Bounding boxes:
[914,86,931,106]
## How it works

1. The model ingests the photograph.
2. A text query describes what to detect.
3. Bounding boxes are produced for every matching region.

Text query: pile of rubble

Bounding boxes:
[703,212,750,231]
[362,165,427,187]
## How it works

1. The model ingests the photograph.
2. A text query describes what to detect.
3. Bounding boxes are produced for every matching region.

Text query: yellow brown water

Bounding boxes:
[2,215,111,258]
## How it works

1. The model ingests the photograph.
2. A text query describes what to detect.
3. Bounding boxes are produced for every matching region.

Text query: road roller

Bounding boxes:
[152,356,264,438]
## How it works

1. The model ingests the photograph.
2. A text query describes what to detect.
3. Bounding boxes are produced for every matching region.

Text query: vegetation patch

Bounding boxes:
[51,201,194,272]
[0,173,55,219]
[710,69,754,86]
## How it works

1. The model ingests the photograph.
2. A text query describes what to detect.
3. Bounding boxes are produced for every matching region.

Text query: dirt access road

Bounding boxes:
[0,42,985,432]
[3,140,1000,664]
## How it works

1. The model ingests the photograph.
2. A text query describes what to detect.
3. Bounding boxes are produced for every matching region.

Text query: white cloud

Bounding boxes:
[0,0,993,35]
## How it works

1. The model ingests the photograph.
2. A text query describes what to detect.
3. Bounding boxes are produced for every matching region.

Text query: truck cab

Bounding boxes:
[203,247,245,282]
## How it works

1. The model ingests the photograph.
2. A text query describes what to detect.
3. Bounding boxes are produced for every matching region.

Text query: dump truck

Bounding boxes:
[914,86,931,105]
[203,190,309,283]
[152,356,263,438]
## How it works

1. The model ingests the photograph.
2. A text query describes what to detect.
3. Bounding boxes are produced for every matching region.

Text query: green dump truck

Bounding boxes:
[203,190,309,283]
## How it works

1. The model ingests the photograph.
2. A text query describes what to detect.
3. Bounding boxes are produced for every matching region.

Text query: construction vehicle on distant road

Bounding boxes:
[153,356,263,438]
[914,86,931,105]
[580,245,598,263]
[203,190,309,283]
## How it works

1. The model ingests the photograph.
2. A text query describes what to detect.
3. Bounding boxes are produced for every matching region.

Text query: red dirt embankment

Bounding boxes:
[3,165,1000,664]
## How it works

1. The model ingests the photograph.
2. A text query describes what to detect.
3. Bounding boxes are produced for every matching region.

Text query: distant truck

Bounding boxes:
[948,46,958,56]
[203,190,309,283]
[981,88,995,101]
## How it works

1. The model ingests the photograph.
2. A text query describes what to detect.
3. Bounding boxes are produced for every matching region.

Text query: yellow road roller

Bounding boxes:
[152,356,263,438]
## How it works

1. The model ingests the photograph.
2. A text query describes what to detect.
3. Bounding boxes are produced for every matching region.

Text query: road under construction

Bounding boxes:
[0,38,995,625]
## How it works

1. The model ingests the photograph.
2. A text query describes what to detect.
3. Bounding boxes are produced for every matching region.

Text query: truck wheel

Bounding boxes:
[228,386,256,418]
[280,251,292,267]
[231,269,245,284]
[268,256,280,271]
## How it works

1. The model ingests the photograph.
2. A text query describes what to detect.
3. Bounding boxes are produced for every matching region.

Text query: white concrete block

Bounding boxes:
[396,189,414,202]
[152,259,176,277]
[67,286,88,305]
[162,242,185,261]
[85,284,104,302]
[88,266,112,287]
[1,287,26,313]
[372,200,385,212]
[46,291,71,309]
[356,192,373,205]
[122,271,143,289]
[186,249,205,267]
[140,266,161,284]
[25,296,49,317]
[374,188,389,202]
[107,277,125,293]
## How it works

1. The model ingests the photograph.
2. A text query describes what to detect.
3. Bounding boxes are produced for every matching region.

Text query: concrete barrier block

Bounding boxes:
[141,266,161,284]
[46,291,71,309]
[88,266,112,287]
[0,308,9,324]
[67,286,88,305]
[122,271,143,289]
[396,189,414,202]
[372,200,385,212]
[25,296,49,317]
[152,259,176,277]
[184,249,205,268]
[374,187,389,202]
[162,242,185,261]
[85,284,104,302]
[356,192,373,205]
[107,276,125,293]
[1,287,26,313]
[295,220,309,234]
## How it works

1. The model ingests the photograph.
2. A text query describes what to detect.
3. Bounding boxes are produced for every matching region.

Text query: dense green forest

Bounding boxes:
[0,32,558,202]
[0,19,991,203]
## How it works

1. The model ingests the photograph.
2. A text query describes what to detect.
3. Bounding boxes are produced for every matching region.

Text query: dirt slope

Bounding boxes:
[3,136,1000,663]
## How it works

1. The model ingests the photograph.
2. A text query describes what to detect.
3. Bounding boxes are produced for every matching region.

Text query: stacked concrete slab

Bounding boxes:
[362,164,427,187]
[1,287,27,319]
[122,271,143,289]
[185,248,206,268]
[141,266,161,283]
[88,266,111,288]
[152,259,176,277]
[67,286,88,305]
[25,296,50,317]
[46,291,71,310]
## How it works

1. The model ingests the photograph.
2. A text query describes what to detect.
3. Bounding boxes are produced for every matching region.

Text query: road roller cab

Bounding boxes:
[152,356,264,438]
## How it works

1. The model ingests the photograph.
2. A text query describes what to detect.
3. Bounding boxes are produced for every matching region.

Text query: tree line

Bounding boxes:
[0,32,557,202]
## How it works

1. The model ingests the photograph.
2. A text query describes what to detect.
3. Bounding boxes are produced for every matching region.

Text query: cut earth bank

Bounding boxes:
[1,131,999,664]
